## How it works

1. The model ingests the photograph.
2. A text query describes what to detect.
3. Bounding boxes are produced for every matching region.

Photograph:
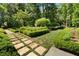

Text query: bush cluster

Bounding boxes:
[0,28,19,56]
[20,27,49,37]
[35,18,50,27]
[49,26,65,30]
[9,28,19,33]
[53,28,79,55]
[0,28,5,33]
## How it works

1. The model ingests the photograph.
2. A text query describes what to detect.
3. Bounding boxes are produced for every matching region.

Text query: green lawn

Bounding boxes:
[34,29,62,49]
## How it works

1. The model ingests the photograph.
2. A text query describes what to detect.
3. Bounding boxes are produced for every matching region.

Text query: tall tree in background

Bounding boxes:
[59,4,74,27]
[71,4,79,27]
[25,3,41,26]
[0,4,8,27]
[39,3,58,26]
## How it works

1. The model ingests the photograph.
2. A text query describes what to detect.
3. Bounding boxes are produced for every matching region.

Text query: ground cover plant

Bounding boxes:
[0,28,19,56]
[34,28,79,55]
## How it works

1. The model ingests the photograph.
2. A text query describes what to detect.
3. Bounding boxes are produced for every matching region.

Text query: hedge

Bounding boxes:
[9,28,19,33]
[20,27,49,37]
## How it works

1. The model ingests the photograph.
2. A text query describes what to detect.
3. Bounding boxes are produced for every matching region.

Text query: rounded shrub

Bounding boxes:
[35,18,50,27]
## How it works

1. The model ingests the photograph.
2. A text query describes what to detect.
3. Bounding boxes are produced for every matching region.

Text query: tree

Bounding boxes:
[38,3,58,26]
[0,4,8,27]
[25,3,41,26]
[13,10,30,26]
[58,4,74,27]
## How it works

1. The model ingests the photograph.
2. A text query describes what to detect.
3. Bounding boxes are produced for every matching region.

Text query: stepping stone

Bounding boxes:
[12,40,21,44]
[10,38,18,42]
[28,43,39,49]
[27,52,37,56]
[15,33,20,36]
[18,47,30,56]
[14,43,25,49]
[35,46,47,55]
[18,37,24,39]
[21,38,28,41]
[24,40,33,45]
[8,35,15,39]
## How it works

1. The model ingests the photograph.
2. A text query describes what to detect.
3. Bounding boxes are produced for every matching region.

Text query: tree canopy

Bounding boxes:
[0,3,79,28]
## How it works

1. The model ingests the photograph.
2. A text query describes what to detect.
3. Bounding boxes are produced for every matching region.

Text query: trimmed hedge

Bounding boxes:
[9,28,19,33]
[49,26,65,30]
[20,27,49,37]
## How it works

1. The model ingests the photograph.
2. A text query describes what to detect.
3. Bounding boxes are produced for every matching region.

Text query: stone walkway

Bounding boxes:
[45,47,75,56]
[5,29,76,56]
[5,30,47,56]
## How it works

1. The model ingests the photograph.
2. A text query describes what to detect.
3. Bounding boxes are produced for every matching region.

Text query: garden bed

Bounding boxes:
[19,27,49,37]
[0,28,19,56]
[34,28,79,55]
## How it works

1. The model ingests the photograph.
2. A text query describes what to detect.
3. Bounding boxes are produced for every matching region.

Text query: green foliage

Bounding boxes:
[53,28,79,55]
[35,28,79,55]
[0,28,5,33]
[0,32,19,56]
[1,3,79,28]
[9,28,19,33]
[34,30,62,48]
[49,25,65,30]
[13,10,30,26]
[35,18,50,27]
[20,27,49,37]
[54,39,79,55]
[63,32,71,41]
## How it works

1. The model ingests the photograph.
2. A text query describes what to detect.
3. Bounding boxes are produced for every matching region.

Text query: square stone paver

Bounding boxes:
[35,46,47,55]
[12,40,21,44]
[27,52,37,56]
[28,43,39,49]
[21,38,28,41]
[18,47,30,55]
[15,33,20,36]
[8,35,15,39]
[24,40,33,45]
[10,38,18,42]
[14,43,25,49]
[18,36,24,39]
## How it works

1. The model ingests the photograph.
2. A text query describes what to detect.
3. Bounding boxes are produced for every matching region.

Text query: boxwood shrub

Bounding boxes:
[9,28,19,33]
[20,27,49,37]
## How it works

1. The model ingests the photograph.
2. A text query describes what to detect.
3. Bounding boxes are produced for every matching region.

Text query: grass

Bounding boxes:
[34,28,72,49]
[34,29,62,49]
[34,28,79,55]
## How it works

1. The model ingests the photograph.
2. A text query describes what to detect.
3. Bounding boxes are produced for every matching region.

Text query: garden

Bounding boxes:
[0,3,79,56]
